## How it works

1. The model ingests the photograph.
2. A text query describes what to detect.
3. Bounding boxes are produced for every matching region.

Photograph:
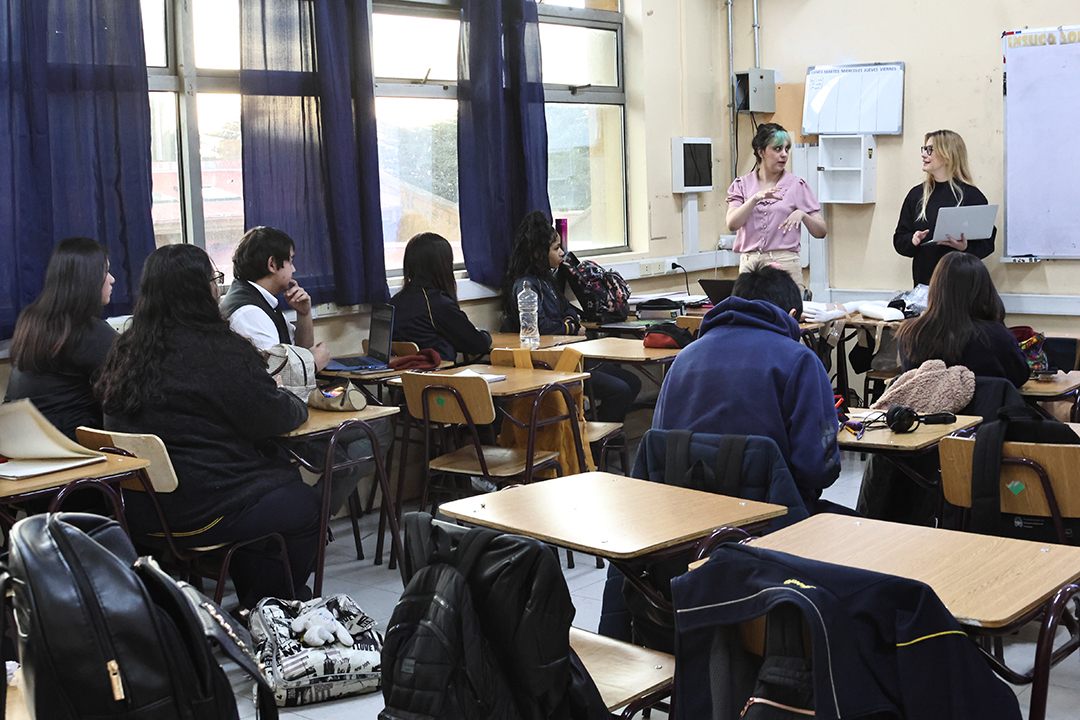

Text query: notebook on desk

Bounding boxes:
[326,303,395,372]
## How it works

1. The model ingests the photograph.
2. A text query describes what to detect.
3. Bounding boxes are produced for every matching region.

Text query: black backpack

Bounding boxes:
[379,547,524,720]
[970,405,1080,542]
[5,513,277,720]
[560,252,630,324]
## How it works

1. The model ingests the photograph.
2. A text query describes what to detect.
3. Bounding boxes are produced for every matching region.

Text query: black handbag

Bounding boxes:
[4,512,278,719]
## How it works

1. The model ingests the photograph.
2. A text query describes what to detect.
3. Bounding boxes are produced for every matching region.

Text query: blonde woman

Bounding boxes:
[893,130,996,286]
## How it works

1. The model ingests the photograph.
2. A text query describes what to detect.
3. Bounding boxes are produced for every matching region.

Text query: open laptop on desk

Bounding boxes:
[698,278,735,305]
[325,303,394,373]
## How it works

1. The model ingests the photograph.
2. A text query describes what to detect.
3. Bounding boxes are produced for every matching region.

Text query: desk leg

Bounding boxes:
[1030,583,1080,720]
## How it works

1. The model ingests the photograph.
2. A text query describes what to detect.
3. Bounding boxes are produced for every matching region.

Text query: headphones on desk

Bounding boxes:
[885,405,957,433]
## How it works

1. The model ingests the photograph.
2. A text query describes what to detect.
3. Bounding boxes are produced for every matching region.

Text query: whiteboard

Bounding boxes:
[801,62,904,136]
[1004,26,1080,258]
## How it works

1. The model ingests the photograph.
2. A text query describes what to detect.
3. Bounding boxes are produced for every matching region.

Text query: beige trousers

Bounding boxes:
[739,249,806,297]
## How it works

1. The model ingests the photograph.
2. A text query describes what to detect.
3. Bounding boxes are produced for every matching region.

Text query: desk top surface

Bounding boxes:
[488,333,587,350]
[751,514,1080,627]
[281,404,400,438]
[838,413,981,452]
[389,364,590,396]
[569,337,682,362]
[439,472,786,559]
[1021,370,1080,397]
[0,452,150,500]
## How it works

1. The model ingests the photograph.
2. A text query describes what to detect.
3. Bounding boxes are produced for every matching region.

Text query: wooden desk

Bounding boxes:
[1020,370,1080,422]
[487,333,586,350]
[0,452,149,500]
[838,413,981,452]
[569,337,681,388]
[439,472,785,560]
[281,405,399,438]
[751,514,1080,720]
[387,364,590,398]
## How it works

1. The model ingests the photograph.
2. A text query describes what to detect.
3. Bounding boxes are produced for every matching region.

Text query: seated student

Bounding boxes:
[220,226,392,517]
[897,251,1029,387]
[390,232,491,362]
[4,237,117,440]
[96,244,319,607]
[501,211,641,423]
[653,264,841,512]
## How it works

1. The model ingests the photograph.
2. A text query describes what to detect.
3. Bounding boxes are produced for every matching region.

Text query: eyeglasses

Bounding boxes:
[211,270,225,285]
[920,145,934,156]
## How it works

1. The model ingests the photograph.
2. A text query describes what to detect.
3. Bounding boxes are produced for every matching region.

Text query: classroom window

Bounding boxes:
[197,94,245,276]
[141,0,167,68]
[539,0,621,11]
[193,0,240,70]
[538,23,618,87]
[149,92,181,248]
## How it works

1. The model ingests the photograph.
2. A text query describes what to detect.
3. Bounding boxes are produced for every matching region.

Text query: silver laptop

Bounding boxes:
[928,205,998,244]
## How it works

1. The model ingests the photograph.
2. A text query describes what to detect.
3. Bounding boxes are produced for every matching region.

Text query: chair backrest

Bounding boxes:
[400,371,496,426]
[364,339,420,358]
[675,315,703,336]
[75,427,179,493]
[489,346,584,372]
[940,435,1080,518]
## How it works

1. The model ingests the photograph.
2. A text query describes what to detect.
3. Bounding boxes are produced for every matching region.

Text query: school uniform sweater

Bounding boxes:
[894,181,996,287]
[4,319,117,439]
[501,273,581,336]
[390,282,492,362]
[901,319,1030,388]
[654,297,840,504]
[105,326,308,532]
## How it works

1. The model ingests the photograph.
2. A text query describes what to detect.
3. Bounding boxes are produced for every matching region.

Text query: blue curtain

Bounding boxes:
[458,0,551,288]
[240,0,388,305]
[0,0,154,338]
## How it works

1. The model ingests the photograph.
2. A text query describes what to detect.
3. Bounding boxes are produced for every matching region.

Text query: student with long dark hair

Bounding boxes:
[501,211,640,423]
[96,244,320,608]
[5,237,117,439]
[390,232,491,362]
[897,252,1028,387]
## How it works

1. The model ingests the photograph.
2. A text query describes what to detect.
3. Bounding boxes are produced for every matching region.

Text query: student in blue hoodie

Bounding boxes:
[654,264,840,512]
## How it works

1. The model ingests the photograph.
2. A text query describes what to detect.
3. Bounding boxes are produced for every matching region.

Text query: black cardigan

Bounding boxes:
[105,326,308,532]
[389,283,492,362]
[4,319,117,439]
[901,320,1030,388]
[893,181,996,287]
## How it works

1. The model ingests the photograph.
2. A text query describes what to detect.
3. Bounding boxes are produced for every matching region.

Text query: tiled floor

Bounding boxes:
[229,451,1080,719]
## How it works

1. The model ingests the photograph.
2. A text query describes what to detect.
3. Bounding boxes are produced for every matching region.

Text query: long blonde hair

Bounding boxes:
[917,130,974,222]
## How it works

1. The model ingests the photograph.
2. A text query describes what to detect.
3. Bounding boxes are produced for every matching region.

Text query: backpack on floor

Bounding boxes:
[5,512,277,720]
[561,252,631,324]
[249,594,383,707]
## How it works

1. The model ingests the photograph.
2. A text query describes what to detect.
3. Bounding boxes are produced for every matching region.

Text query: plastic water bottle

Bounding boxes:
[518,282,540,347]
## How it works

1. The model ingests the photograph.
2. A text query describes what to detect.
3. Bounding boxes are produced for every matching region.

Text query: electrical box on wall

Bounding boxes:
[735,69,776,113]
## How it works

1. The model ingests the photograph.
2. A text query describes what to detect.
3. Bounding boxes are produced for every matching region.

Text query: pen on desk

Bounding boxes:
[844,424,859,437]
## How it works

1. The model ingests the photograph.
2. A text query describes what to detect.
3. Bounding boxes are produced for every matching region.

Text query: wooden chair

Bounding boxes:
[400,371,573,512]
[675,314,703,338]
[939,434,1080,706]
[570,628,674,718]
[363,338,420,358]
[863,368,900,406]
[76,427,294,605]
[490,347,627,474]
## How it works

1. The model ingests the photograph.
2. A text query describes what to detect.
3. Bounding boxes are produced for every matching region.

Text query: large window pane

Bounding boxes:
[376,97,461,270]
[149,92,181,247]
[539,0,620,11]
[194,0,240,70]
[373,14,459,82]
[197,94,244,275]
[141,0,167,67]
[539,24,618,87]
[546,104,625,252]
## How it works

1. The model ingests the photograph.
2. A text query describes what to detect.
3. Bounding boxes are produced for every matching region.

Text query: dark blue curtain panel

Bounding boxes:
[240,0,388,306]
[457,0,551,288]
[0,0,155,338]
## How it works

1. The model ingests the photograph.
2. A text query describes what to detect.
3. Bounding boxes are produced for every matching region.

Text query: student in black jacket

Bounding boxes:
[4,237,118,439]
[96,244,320,608]
[390,233,491,362]
[501,211,640,423]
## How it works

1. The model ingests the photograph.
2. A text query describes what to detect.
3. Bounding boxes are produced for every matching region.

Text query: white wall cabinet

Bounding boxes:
[817,135,876,204]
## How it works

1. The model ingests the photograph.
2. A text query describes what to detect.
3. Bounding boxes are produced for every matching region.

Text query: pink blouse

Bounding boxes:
[727,171,821,254]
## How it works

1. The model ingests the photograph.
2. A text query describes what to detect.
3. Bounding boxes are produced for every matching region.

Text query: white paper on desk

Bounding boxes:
[847,410,885,422]
[453,368,507,383]
[0,400,104,460]
[0,456,105,480]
